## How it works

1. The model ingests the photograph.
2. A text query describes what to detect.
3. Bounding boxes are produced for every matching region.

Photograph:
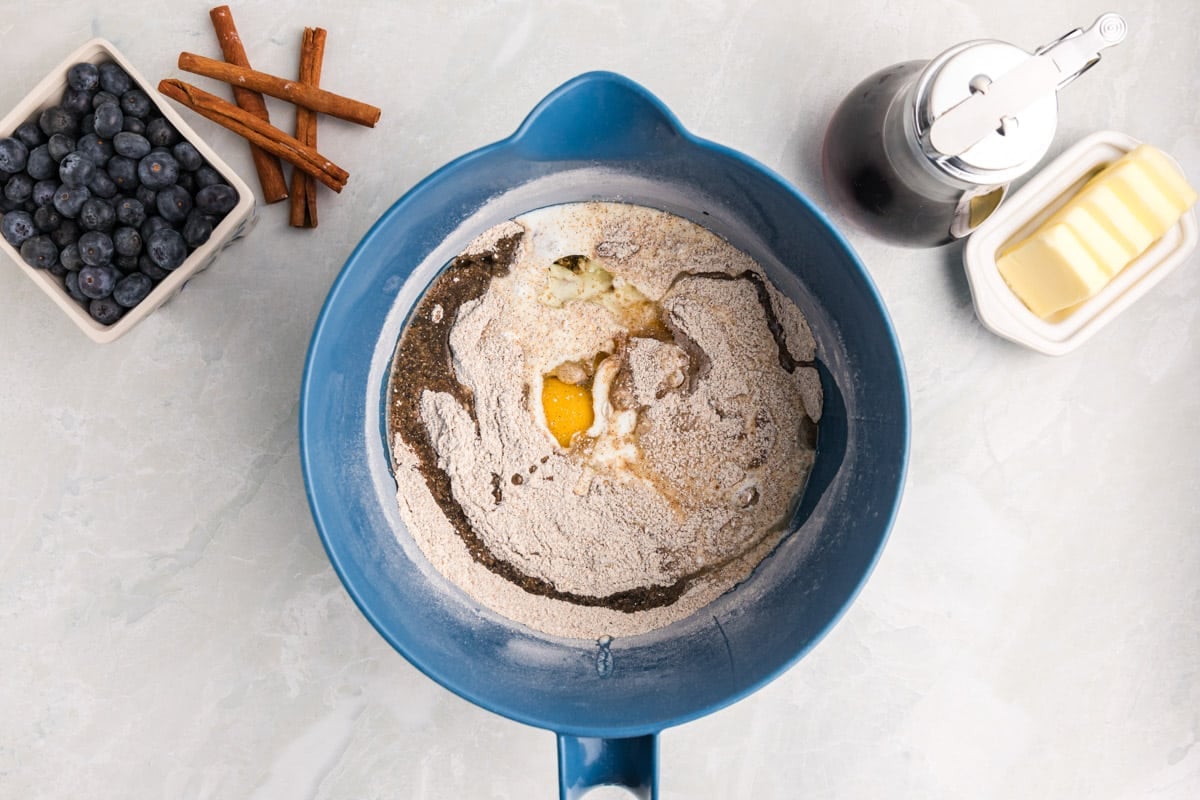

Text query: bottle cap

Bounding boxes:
[916,14,1127,184]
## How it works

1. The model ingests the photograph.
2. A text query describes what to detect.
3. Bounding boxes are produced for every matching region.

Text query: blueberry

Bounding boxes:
[76,133,113,167]
[0,137,29,172]
[92,92,117,112]
[32,180,59,207]
[120,89,152,120]
[25,145,57,181]
[47,260,69,278]
[59,242,83,270]
[53,184,89,218]
[156,184,192,223]
[1,209,36,246]
[113,131,151,159]
[32,188,59,215]
[79,113,95,135]
[112,225,142,257]
[78,230,114,267]
[88,171,117,200]
[68,62,100,93]
[33,204,61,233]
[39,106,79,137]
[182,211,214,247]
[122,116,145,135]
[171,140,203,172]
[192,165,222,190]
[105,155,138,192]
[67,273,91,301]
[4,173,33,203]
[181,174,203,198]
[145,117,179,148]
[115,253,140,272]
[0,194,21,213]
[61,87,93,116]
[88,296,124,324]
[137,151,178,189]
[195,184,238,216]
[47,133,75,162]
[59,153,95,187]
[98,62,132,96]
[114,197,145,228]
[79,265,117,295]
[19,234,58,269]
[140,215,171,240]
[35,198,62,224]
[79,198,116,232]
[50,218,80,248]
[93,102,123,139]
[146,228,187,270]
[112,271,153,307]
[64,270,88,302]
[138,253,170,281]
[14,123,44,151]
[135,185,157,210]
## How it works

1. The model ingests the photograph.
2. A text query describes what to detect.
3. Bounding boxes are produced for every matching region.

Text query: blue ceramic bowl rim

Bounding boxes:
[300,70,909,736]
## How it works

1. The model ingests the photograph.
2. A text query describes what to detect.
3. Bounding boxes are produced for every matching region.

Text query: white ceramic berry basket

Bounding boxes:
[0,38,255,344]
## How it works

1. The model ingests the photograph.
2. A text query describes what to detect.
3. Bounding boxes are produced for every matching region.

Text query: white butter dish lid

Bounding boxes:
[963,130,1198,356]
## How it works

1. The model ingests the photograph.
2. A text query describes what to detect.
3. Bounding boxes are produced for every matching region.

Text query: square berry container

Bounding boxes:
[0,38,255,344]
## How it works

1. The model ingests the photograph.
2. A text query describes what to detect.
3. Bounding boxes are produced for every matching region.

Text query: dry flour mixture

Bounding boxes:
[388,202,822,639]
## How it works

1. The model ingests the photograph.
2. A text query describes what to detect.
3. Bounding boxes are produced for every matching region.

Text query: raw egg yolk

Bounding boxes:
[541,377,593,447]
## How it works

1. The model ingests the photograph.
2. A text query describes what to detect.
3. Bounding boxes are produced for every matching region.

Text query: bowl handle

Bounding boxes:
[557,733,658,799]
[510,71,686,161]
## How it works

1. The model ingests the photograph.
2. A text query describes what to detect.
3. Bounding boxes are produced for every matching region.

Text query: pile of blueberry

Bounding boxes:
[0,60,239,325]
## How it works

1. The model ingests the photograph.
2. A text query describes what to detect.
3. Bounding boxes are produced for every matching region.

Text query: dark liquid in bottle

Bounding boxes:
[822,61,960,247]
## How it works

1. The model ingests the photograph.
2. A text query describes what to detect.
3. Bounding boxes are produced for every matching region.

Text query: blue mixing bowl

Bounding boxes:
[301,72,908,799]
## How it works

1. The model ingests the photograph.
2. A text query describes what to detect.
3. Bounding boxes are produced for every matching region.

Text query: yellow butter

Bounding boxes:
[1081,183,1158,254]
[1128,145,1198,212]
[1053,203,1137,276]
[997,224,1110,318]
[1107,159,1194,236]
[997,144,1197,319]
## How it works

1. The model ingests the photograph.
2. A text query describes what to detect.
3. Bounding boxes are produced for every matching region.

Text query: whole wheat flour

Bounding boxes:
[388,202,821,639]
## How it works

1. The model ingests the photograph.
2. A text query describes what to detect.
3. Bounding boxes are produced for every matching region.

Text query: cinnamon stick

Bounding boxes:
[177,51,380,128]
[208,6,289,204]
[289,27,327,228]
[158,79,347,192]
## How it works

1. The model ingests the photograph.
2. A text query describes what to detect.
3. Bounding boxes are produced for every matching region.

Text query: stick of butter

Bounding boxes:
[997,144,1198,319]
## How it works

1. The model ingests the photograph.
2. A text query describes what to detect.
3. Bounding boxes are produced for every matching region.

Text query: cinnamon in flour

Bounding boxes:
[387,202,822,639]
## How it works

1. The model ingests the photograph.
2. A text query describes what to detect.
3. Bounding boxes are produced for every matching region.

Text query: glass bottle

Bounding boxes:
[822,14,1128,248]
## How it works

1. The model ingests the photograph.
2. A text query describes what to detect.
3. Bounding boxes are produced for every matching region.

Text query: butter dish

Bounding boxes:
[963,130,1198,355]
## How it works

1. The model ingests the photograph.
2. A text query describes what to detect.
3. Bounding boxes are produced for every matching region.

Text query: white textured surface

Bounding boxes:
[1,1,1198,798]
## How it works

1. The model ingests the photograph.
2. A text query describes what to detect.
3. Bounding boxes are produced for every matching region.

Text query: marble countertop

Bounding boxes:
[2,1,1198,797]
